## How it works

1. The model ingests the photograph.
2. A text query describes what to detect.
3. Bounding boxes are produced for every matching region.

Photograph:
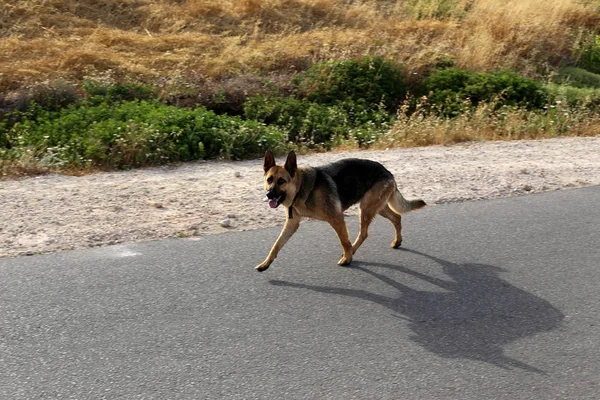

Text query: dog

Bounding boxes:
[255,150,426,271]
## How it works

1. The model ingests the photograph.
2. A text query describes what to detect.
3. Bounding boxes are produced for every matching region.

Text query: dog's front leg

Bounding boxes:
[255,217,301,272]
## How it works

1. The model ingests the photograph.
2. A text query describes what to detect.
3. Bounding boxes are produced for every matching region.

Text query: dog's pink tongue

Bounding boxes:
[268,199,279,208]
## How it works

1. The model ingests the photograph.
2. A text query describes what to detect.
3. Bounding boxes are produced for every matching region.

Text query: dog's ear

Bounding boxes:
[263,150,276,173]
[284,150,297,177]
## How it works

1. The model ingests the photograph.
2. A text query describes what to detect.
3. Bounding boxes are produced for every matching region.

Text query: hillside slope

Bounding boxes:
[2,0,599,93]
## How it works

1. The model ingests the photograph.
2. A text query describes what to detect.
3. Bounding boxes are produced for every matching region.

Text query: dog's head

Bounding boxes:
[263,150,298,209]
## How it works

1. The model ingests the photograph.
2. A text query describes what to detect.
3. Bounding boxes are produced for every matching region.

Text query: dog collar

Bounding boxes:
[288,192,300,219]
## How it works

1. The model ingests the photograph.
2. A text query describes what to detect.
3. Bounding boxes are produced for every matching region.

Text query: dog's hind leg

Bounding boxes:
[352,207,377,255]
[379,205,403,248]
[352,182,394,254]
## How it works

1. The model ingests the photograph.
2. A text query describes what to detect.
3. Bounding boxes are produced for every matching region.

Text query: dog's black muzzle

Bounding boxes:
[266,189,278,200]
[266,189,286,209]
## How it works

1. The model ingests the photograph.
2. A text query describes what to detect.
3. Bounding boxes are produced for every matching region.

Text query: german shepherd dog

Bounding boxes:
[256,150,426,271]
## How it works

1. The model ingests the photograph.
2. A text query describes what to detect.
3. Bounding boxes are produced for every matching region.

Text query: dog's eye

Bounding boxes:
[277,178,286,185]
[267,176,273,184]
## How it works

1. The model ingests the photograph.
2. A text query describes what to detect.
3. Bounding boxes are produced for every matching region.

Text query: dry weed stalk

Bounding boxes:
[381,95,600,149]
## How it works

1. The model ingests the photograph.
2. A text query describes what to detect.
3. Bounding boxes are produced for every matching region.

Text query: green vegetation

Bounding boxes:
[1,57,599,175]
[578,35,600,75]
[243,58,402,148]
[294,56,407,110]
[243,95,391,149]
[552,67,600,89]
[1,89,286,170]
[2,1,600,176]
[423,68,547,116]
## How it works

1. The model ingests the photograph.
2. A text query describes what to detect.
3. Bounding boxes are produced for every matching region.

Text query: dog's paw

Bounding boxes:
[255,262,271,272]
[337,256,352,266]
[391,239,402,248]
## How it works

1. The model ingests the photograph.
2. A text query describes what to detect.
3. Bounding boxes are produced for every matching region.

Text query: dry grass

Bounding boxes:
[377,96,600,149]
[1,0,599,92]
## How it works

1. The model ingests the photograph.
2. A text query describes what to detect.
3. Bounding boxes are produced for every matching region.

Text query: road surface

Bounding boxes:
[1,186,599,399]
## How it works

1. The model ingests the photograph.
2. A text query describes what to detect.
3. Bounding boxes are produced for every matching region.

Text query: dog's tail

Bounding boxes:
[387,187,426,215]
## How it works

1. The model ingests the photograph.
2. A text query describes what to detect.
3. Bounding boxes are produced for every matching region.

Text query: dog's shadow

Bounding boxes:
[270,249,564,373]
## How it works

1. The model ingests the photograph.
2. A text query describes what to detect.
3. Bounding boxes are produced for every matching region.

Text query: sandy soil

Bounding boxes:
[2,137,599,258]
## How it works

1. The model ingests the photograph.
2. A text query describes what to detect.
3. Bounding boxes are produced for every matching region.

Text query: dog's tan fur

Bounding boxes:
[256,150,425,271]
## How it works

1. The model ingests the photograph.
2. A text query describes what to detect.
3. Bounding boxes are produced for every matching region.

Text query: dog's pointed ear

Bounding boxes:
[263,150,275,173]
[284,150,297,177]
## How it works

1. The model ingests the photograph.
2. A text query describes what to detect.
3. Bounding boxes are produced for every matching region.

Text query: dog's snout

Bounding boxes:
[266,190,277,200]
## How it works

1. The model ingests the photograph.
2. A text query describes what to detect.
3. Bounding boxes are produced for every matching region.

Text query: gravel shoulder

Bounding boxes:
[2,137,599,258]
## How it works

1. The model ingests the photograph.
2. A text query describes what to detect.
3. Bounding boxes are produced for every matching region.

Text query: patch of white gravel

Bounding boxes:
[1,137,599,258]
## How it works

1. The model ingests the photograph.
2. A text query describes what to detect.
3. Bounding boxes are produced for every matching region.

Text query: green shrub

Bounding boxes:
[1,81,157,134]
[552,67,600,89]
[546,83,600,107]
[0,121,7,149]
[0,81,80,137]
[82,81,156,103]
[244,95,341,145]
[243,95,391,148]
[424,68,548,115]
[577,35,600,75]
[2,99,286,169]
[294,56,407,110]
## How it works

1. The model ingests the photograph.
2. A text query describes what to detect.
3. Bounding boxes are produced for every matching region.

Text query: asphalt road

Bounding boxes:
[1,186,599,399]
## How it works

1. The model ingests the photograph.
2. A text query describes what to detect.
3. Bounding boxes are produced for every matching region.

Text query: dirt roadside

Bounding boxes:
[1,137,599,258]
